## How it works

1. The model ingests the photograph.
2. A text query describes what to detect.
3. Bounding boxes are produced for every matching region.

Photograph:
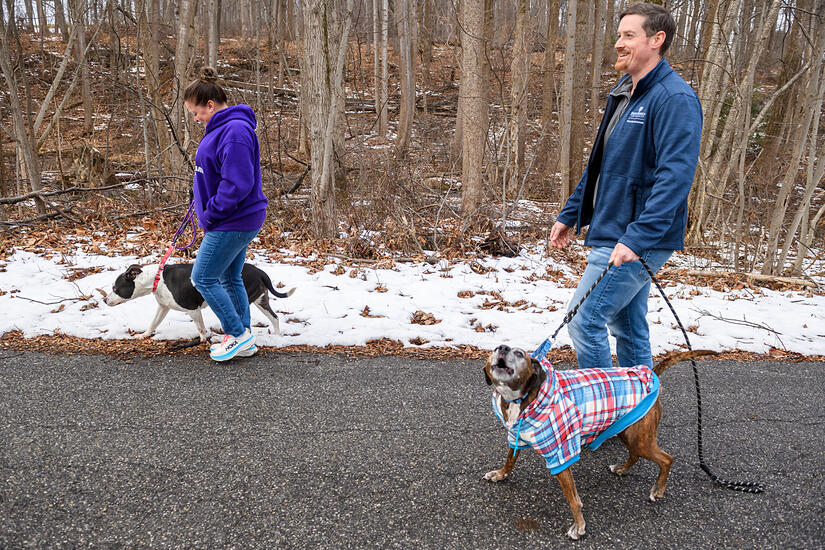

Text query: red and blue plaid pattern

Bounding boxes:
[492,358,659,474]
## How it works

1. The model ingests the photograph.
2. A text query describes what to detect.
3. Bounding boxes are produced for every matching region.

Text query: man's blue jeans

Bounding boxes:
[191,229,259,338]
[566,246,672,370]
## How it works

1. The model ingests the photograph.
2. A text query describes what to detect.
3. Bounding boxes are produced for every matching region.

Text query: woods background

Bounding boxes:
[0,0,823,277]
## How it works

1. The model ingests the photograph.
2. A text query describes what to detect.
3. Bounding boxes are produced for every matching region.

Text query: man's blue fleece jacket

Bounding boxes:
[557,58,702,254]
[193,104,268,232]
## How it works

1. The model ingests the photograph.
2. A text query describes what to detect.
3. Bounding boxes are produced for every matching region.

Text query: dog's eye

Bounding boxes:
[514,350,523,357]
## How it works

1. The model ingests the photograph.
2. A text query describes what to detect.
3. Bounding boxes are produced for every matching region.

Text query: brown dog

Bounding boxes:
[483,346,715,540]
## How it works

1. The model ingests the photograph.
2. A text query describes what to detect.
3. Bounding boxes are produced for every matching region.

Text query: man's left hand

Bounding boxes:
[609,243,639,266]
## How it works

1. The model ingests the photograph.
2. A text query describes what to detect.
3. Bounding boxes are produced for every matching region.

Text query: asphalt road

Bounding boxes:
[1,350,823,549]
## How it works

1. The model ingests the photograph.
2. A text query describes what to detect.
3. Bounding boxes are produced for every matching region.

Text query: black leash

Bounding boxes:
[532,259,764,494]
[640,258,764,494]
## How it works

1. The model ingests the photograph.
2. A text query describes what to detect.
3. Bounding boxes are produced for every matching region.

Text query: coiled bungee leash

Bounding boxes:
[531,258,764,494]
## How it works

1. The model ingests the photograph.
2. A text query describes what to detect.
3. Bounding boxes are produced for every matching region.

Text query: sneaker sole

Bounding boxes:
[210,343,258,357]
[210,335,255,361]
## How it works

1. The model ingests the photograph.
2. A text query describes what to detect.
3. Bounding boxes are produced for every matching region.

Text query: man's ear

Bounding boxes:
[126,265,143,280]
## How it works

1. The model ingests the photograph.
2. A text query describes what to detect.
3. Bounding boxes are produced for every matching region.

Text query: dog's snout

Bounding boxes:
[496,344,511,355]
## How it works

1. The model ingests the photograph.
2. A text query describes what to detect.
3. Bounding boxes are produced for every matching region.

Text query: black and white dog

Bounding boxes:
[104,263,295,341]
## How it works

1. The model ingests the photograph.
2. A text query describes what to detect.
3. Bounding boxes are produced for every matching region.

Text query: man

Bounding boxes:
[549,3,702,371]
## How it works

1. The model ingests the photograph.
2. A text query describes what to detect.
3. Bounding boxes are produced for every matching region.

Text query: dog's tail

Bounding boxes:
[653,349,717,376]
[261,270,296,299]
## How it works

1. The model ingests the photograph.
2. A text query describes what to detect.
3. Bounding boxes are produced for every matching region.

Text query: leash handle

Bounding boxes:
[173,200,197,250]
[640,258,764,494]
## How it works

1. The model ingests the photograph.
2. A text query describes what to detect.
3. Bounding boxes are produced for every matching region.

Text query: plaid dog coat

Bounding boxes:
[492,359,660,474]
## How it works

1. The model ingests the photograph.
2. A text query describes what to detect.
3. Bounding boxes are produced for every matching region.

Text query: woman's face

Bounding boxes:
[184,99,220,126]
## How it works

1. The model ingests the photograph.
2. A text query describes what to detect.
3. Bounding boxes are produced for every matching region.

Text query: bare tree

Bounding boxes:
[506,0,529,198]
[539,0,560,171]
[558,0,579,203]
[396,0,417,157]
[591,0,606,130]
[763,7,825,274]
[0,9,46,214]
[70,0,94,135]
[301,0,353,237]
[459,0,488,215]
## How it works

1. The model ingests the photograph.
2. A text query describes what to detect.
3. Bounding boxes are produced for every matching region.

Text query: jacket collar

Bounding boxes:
[611,57,672,98]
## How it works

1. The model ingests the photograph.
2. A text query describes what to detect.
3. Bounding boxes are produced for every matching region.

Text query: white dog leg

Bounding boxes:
[189,309,209,342]
[138,305,170,339]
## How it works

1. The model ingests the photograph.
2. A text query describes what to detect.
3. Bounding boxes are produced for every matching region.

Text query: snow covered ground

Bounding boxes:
[1,244,822,356]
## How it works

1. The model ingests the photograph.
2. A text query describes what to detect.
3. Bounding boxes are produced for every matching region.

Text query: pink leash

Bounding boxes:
[152,200,197,293]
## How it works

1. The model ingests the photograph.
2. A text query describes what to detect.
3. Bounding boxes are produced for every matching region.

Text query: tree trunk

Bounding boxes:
[396,0,417,158]
[373,0,382,132]
[301,0,351,238]
[591,0,605,130]
[380,0,389,137]
[539,0,560,171]
[764,10,825,274]
[208,0,219,66]
[70,0,94,135]
[459,0,487,216]
[54,0,70,40]
[36,0,49,38]
[558,0,578,204]
[603,0,615,64]
[0,14,46,214]
[506,0,529,199]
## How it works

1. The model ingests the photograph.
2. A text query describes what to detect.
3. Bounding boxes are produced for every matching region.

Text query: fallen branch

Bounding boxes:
[660,268,817,288]
[693,307,785,349]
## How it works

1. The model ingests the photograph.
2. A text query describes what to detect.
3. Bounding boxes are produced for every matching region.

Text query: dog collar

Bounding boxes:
[502,391,531,404]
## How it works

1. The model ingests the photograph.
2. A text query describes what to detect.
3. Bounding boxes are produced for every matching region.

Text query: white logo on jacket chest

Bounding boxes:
[627,106,646,125]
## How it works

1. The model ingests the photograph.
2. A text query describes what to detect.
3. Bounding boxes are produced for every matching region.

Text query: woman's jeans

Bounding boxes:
[566,246,673,370]
[191,229,259,338]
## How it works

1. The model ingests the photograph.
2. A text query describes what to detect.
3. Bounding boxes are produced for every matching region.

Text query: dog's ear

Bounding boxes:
[529,356,542,375]
[483,360,492,385]
[126,264,143,280]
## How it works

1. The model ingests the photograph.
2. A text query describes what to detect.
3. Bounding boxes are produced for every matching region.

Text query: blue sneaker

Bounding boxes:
[210,329,255,361]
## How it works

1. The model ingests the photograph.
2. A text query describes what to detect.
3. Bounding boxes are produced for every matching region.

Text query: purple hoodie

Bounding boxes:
[193,104,268,232]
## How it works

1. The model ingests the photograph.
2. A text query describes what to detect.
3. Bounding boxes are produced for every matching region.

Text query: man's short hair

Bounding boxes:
[620,3,676,56]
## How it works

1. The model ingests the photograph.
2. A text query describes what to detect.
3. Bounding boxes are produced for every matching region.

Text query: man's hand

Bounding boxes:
[550,222,571,249]
[609,243,639,266]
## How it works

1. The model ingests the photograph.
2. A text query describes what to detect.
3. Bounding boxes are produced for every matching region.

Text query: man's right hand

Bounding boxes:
[550,221,571,249]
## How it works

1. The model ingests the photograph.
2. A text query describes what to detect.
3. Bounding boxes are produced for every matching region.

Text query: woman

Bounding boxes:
[184,67,268,361]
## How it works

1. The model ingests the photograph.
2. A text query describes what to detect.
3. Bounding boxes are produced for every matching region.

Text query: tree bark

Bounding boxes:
[558,0,579,204]
[54,0,70,40]
[506,0,529,198]
[459,0,487,215]
[539,0,560,171]
[765,9,825,274]
[396,0,417,158]
[301,0,352,238]
[70,0,94,135]
[0,13,46,214]
[591,0,605,130]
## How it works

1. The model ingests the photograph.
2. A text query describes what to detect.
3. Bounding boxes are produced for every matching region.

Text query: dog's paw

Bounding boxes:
[483,469,508,482]
[136,331,153,340]
[566,522,586,540]
[649,486,666,502]
[609,463,628,475]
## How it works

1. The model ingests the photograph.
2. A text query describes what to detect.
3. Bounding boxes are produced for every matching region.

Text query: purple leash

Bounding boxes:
[152,200,197,293]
